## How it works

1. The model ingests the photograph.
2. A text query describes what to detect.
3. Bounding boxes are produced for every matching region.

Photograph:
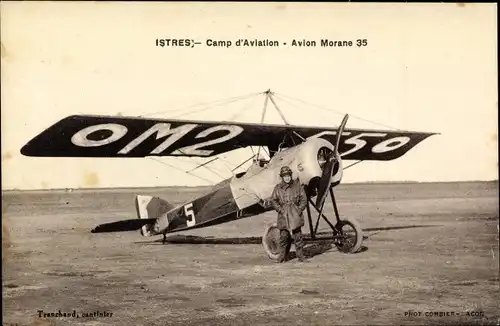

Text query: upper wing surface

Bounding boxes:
[20,114,436,160]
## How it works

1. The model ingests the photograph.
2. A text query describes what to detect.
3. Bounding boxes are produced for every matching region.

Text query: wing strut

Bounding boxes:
[268,90,308,144]
[231,154,257,172]
[257,90,271,160]
[266,90,289,125]
[187,157,219,173]
[258,89,301,159]
[260,90,270,123]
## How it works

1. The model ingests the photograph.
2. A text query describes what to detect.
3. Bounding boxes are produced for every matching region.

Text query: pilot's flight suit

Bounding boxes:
[270,172,308,262]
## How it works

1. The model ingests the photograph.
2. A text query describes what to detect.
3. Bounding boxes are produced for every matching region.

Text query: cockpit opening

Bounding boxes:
[235,171,247,179]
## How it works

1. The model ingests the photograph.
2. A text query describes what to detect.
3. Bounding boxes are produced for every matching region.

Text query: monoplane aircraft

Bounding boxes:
[20,90,437,260]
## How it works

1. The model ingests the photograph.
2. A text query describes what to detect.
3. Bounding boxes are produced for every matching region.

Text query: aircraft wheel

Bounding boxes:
[262,223,288,261]
[334,217,363,253]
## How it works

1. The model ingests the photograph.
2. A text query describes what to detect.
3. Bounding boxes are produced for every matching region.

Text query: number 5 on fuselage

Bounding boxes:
[184,203,196,227]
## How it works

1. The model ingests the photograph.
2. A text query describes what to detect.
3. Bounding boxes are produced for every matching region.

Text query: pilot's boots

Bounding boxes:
[277,229,291,263]
[292,229,309,263]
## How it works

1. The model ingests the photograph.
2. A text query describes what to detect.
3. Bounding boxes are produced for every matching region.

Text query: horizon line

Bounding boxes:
[2,179,498,193]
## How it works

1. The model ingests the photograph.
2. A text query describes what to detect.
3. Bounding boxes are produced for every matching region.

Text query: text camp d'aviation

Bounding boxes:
[205,38,357,47]
[154,38,358,48]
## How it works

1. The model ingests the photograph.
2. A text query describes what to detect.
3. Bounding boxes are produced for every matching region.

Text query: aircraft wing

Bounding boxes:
[20,114,436,161]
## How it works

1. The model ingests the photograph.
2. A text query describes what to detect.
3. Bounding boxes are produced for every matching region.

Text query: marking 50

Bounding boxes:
[309,131,412,156]
[184,203,196,227]
[70,123,244,156]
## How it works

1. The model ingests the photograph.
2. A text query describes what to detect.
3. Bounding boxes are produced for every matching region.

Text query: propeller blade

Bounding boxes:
[315,114,349,210]
[91,218,157,233]
[315,159,336,210]
[334,114,349,156]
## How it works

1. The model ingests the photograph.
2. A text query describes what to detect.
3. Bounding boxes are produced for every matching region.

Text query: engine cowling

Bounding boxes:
[229,137,343,210]
[293,137,343,194]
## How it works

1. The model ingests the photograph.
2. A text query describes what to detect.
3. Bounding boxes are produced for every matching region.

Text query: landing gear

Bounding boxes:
[262,223,290,261]
[262,185,363,261]
[332,217,363,253]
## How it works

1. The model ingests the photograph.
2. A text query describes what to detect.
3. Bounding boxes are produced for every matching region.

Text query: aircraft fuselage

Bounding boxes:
[146,137,339,236]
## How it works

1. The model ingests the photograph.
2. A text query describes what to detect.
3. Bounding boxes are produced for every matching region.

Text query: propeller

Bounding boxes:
[314,114,349,210]
[91,218,157,233]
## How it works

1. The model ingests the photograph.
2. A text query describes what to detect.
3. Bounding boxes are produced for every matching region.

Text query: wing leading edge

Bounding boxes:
[20,114,437,161]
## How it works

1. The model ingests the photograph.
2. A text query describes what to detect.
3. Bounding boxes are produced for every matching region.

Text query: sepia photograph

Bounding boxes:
[2,2,498,325]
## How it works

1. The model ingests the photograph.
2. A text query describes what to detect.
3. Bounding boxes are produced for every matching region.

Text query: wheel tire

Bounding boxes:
[334,217,363,253]
[262,223,286,261]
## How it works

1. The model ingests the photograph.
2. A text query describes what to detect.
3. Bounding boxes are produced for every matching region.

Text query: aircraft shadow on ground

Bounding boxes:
[135,235,342,258]
[134,224,441,258]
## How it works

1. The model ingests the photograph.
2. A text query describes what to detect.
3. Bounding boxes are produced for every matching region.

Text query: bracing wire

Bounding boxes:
[217,155,239,175]
[197,163,226,180]
[271,94,366,171]
[143,90,375,188]
[272,94,336,124]
[176,156,228,181]
[262,146,271,158]
[219,160,236,176]
[170,92,262,119]
[145,91,266,185]
[343,160,363,170]
[142,91,265,185]
[147,157,215,185]
[167,156,228,174]
[273,92,401,131]
[139,91,264,118]
[228,93,264,121]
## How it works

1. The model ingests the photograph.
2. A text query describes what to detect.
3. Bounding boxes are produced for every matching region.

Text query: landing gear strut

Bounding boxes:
[262,185,363,260]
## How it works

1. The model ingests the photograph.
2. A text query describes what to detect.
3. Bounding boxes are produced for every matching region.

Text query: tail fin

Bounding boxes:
[135,195,174,237]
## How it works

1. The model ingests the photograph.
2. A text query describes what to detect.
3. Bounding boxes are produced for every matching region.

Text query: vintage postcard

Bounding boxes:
[2,2,498,325]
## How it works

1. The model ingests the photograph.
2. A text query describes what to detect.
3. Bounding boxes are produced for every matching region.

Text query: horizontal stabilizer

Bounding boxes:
[136,195,172,236]
[20,114,437,161]
[91,218,157,233]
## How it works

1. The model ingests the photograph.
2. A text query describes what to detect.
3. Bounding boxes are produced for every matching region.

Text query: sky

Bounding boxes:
[1,2,498,190]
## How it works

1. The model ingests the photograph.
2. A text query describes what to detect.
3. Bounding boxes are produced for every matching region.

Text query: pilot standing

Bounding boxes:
[270,166,309,263]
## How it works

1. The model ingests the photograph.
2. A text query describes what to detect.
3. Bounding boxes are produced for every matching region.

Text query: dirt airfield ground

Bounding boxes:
[2,181,499,326]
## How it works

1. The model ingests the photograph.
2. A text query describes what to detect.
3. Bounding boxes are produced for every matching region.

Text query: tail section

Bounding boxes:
[135,195,174,236]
